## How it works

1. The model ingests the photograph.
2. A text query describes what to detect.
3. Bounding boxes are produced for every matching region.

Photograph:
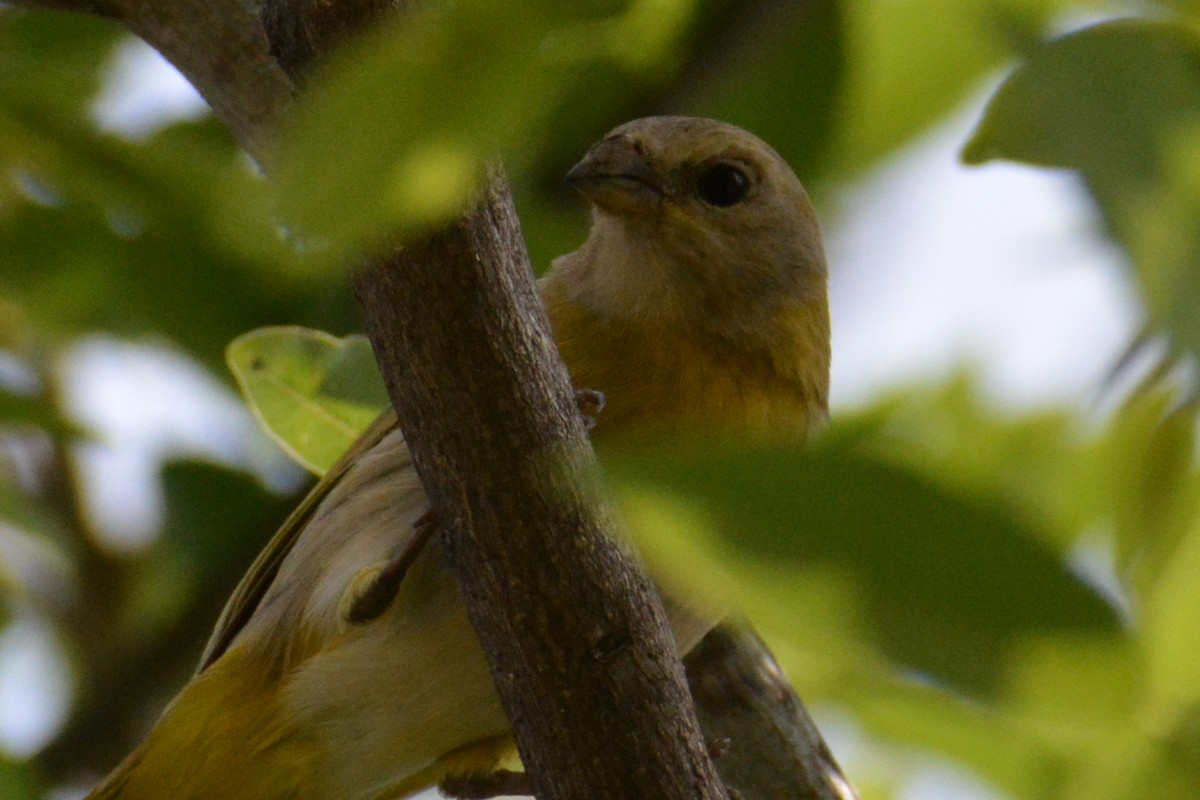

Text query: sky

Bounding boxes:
[4,33,1144,800]
[829,102,1138,412]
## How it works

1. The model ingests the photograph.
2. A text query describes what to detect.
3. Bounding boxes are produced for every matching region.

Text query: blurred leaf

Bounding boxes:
[1060,719,1200,800]
[0,468,62,548]
[680,0,844,181]
[0,757,39,800]
[867,378,1200,609]
[120,459,295,648]
[0,114,359,370]
[0,23,352,371]
[0,509,72,611]
[1004,635,1136,742]
[1099,390,1200,598]
[609,438,1121,698]
[0,295,31,352]
[0,388,83,439]
[611,484,1062,788]
[1,191,297,372]
[964,19,1200,184]
[0,449,73,612]
[0,9,120,117]
[607,398,1151,796]
[867,376,1097,552]
[964,18,1200,357]
[1143,517,1200,709]
[831,0,1066,175]
[1166,0,1200,16]
[227,327,388,474]
[276,0,701,266]
[157,459,294,584]
[839,670,1055,798]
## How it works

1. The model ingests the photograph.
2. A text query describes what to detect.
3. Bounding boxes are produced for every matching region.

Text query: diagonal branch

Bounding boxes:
[348,177,727,799]
[687,621,859,800]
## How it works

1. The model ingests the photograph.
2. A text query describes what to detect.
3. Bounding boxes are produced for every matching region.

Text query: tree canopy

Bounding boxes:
[2,1,1200,798]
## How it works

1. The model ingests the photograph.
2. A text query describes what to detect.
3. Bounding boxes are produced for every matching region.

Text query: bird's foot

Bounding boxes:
[440,769,532,799]
[340,509,438,624]
[574,387,606,431]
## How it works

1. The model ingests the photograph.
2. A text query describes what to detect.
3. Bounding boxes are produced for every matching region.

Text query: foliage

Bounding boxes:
[965,17,1200,360]
[226,327,387,474]
[1,1,1199,799]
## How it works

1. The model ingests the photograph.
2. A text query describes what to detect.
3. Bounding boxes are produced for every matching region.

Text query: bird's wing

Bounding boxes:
[196,408,401,673]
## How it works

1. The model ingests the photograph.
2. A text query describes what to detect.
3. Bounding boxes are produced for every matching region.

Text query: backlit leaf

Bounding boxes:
[965,19,1200,357]
[226,327,388,474]
[608,437,1121,698]
[275,0,700,267]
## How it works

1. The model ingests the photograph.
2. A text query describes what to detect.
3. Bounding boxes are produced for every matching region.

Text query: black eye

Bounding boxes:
[696,163,750,207]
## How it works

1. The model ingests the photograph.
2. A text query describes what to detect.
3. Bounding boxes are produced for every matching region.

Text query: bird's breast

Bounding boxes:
[545,289,825,443]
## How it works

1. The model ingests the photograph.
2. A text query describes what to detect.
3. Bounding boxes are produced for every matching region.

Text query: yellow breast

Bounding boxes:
[542,276,829,444]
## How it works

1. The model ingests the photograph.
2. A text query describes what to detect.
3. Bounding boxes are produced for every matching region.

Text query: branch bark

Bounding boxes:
[349,181,726,800]
[265,2,728,797]
[15,0,858,797]
[685,621,858,800]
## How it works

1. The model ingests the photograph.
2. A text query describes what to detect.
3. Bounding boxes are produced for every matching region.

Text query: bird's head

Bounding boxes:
[555,116,827,340]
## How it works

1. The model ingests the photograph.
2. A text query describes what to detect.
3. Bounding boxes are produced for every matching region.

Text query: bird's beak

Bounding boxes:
[566,135,664,214]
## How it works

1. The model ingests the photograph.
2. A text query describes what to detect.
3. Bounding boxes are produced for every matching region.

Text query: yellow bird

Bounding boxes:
[86,116,831,800]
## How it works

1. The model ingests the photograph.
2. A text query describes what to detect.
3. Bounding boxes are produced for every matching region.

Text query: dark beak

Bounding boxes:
[566,135,664,213]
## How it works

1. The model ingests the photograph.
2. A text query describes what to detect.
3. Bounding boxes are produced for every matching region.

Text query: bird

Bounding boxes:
[84,116,831,800]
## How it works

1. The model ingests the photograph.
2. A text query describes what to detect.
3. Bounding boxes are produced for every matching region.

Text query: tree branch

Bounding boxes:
[265,1,727,796]
[349,178,726,799]
[7,0,121,17]
[10,0,293,161]
[686,621,860,800]
[259,0,406,80]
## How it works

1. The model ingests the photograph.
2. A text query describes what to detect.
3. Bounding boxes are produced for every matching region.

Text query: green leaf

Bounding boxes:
[608,438,1121,698]
[1003,634,1137,745]
[226,327,388,474]
[1098,390,1200,599]
[0,481,58,547]
[275,0,701,266]
[1058,721,1200,800]
[0,105,344,369]
[0,387,84,439]
[840,671,1056,798]
[0,7,327,363]
[964,19,1200,182]
[964,18,1200,357]
[683,0,845,180]
[119,459,296,647]
[830,0,1067,175]
[1143,518,1200,710]
[0,9,121,118]
[864,376,1097,553]
[0,757,39,800]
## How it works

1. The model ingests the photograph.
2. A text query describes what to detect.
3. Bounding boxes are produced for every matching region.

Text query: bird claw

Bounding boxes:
[341,509,438,624]
[574,388,606,431]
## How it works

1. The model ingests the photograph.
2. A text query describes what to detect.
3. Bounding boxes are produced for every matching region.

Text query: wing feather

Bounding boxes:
[196,409,400,673]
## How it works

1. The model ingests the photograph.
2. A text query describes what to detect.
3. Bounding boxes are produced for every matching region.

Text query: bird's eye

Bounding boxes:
[696,163,750,207]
